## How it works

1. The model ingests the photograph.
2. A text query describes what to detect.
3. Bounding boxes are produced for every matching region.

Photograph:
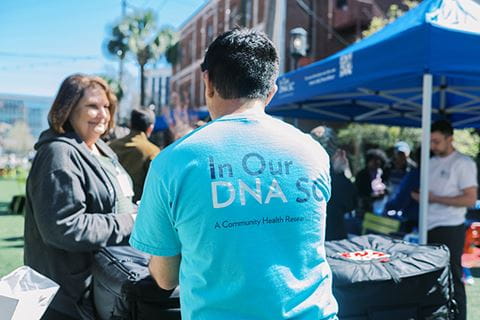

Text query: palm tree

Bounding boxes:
[165,41,180,66]
[99,74,124,103]
[106,10,177,106]
[105,22,130,100]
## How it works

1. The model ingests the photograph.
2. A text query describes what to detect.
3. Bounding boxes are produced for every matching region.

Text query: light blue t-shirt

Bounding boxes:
[130,110,338,320]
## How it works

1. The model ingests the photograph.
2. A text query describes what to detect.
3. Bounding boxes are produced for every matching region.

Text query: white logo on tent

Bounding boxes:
[278,77,295,94]
[426,0,480,34]
[339,53,353,78]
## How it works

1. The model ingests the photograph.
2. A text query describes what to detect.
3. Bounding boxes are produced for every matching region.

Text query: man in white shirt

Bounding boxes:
[414,120,477,320]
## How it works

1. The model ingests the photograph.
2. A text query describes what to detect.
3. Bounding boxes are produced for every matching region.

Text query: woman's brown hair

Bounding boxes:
[48,74,117,136]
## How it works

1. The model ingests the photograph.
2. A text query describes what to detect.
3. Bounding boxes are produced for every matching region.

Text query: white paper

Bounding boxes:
[0,266,59,320]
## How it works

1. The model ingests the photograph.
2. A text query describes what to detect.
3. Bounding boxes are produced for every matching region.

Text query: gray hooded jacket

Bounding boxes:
[24,129,134,319]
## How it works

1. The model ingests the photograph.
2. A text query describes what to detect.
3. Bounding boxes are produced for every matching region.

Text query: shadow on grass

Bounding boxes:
[0,212,23,216]
[3,236,23,242]
[0,244,24,249]
[0,201,25,216]
[0,201,12,216]
[471,268,480,278]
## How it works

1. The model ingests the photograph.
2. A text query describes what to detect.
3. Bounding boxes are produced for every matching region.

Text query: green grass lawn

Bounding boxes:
[0,214,24,276]
[466,269,480,320]
[0,177,26,199]
[0,177,26,277]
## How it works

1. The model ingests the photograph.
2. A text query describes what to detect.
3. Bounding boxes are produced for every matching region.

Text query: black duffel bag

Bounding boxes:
[92,246,181,320]
[325,234,455,320]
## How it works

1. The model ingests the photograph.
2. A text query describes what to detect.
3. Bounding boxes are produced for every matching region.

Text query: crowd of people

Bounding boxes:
[322,120,478,320]
[22,28,478,320]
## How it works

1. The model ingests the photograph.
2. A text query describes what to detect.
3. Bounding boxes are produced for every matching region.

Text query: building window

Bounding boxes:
[336,0,348,10]
[187,39,193,65]
[206,23,214,47]
[229,5,240,29]
[244,0,253,27]
[180,44,185,66]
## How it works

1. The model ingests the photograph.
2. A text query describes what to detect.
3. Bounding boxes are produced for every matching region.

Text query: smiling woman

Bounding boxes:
[47,75,116,144]
[24,74,136,320]
[68,86,111,148]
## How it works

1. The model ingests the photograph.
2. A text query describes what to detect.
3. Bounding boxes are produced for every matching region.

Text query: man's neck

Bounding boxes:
[209,97,266,119]
[439,147,455,158]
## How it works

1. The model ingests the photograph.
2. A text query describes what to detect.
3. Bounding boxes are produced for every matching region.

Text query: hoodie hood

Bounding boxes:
[35,129,117,160]
[32,129,119,215]
[35,129,83,150]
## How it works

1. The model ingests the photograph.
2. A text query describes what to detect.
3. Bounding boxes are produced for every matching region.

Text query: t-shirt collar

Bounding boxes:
[216,108,267,121]
[435,150,457,160]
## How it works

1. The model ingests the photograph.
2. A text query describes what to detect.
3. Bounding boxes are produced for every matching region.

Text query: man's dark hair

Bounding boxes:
[431,120,453,136]
[201,28,279,100]
[130,108,155,132]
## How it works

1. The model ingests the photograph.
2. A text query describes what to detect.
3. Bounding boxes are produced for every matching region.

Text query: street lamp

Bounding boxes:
[290,27,308,70]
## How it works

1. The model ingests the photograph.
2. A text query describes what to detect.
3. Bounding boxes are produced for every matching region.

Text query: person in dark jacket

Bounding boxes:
[387,141,417,198]
[326,149,358,240]
[385,147,421,232]
[355,148,389,214]
[109,108,160,203]
[24,74,135,320]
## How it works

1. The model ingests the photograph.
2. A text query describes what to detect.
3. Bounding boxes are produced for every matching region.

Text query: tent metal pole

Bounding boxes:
[419,73,433,245]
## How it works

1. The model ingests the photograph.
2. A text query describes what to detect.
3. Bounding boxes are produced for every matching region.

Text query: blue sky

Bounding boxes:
[0,0,206,97]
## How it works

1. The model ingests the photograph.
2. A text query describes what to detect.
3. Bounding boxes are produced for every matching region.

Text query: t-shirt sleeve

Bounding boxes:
[129,164,181,256]
[458,157,478,190]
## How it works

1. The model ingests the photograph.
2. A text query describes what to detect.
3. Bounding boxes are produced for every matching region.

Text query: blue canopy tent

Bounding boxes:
[153,109,210,132]
[267,0,480,244]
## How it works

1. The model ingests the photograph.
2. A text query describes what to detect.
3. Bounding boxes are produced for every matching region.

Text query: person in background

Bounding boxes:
[385,147,421,232]
[130,29,338,319]
[326,149,358,240]
[388,141,417,198]
[110,108,160,203]
[310,126,338,158]
[355,148,389,214]
[412,120,477,320]
[24,74,135,320]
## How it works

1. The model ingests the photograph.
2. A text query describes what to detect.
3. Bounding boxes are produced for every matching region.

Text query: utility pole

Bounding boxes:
[272,0,287,74]
[118,0,127,122]
[119,0,126,88]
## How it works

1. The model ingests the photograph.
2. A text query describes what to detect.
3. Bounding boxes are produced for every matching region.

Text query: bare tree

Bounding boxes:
[4,122,35,155]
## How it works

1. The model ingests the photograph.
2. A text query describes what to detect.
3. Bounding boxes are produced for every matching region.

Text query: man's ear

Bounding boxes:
[446,134,453,143]
[203,72,215,98]
[264,84,278,106]
[146,124,154,137]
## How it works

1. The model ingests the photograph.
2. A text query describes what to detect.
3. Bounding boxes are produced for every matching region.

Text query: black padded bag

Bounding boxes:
[325,235,455,320]
[92,246,181,320]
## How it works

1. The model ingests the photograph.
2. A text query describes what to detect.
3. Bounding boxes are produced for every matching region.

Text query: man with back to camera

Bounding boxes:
[109,108,160,203]
[412,120,477,320]
[129,29,338,319]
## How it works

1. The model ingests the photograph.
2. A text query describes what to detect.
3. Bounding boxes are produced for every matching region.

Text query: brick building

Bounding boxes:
[170,0,403,110]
